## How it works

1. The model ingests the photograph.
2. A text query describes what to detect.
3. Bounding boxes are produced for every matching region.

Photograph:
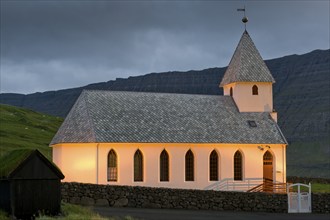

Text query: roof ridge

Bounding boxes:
[82,89,225,98]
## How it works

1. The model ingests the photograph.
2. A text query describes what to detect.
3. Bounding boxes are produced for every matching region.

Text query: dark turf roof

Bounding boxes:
[220,31,275,86]
[0,149,64,179]
[51,90,287,145]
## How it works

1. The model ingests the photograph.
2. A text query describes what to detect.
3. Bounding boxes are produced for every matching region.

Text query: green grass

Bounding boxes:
[289,183,330,193]
[0,149,36,177]
[37,203,108,220]
[1,203,135,220]
[0,104,63,160]
[287,140,330,178]
[0,209,10,220]
[312,183,330,193]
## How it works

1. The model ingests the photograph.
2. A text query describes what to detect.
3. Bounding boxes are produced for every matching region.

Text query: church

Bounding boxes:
[50,29,287,191]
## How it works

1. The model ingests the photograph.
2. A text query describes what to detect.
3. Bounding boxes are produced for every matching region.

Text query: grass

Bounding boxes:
[0,104,63,160]
[37,203,108,220]
[0,209,10,220]
[312,183,330,193]
[0,149,36,177]
[1,203,135,220]
[286,140,330,179]
[289,183,330,193]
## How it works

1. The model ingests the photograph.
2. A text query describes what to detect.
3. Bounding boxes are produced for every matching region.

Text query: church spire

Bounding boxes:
[219,30,275,87]
[219,17,276,114]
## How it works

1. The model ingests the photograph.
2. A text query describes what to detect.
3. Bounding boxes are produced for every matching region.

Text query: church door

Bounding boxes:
[263,151,273,181]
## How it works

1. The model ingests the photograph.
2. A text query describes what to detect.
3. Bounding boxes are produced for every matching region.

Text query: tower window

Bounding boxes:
[230,87,233,96]
[252,85,258,95]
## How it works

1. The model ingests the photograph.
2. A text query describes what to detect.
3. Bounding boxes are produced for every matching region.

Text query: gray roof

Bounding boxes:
[220,31,275,87]
[51,90,286,145]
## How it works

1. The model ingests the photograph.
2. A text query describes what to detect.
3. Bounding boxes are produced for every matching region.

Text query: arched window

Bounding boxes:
[234,151,243,181]
[263,151,273,162]
[252,85,258,95]
[209,150,219,181]
[160,150,169,182]
[185,150,194,181]
[134,149,143,182]
[230,87,233,96]
[107,149,117,181]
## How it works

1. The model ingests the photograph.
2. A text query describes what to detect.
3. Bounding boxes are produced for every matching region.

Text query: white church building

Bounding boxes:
[51,30,287,191]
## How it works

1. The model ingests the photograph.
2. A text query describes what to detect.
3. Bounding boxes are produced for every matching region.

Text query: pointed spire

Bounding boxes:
[220,31,275,87]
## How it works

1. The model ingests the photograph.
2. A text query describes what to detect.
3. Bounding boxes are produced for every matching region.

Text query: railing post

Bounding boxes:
[309,182,312,212]
[298,185,301,212]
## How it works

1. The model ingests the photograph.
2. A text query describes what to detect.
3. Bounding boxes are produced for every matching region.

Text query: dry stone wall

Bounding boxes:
[61,182,329,213]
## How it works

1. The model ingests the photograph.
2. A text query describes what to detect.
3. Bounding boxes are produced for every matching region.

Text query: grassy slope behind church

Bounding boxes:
[0,104,63,159]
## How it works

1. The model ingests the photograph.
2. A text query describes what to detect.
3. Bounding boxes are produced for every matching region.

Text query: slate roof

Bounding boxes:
[51,90,287,145]
[220,31,275,86]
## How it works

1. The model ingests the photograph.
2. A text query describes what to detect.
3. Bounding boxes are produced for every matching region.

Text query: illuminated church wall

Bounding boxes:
[52,143,286,189]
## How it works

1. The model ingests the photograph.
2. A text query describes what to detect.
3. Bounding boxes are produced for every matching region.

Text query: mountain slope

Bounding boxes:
[0,49,329,178]
[0,104,63,159]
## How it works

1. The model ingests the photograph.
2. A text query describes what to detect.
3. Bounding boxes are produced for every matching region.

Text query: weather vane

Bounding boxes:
[237,6,248,30]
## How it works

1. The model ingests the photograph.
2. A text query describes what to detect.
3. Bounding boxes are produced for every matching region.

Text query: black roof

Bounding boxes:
[51,90,287,145]
[0,149,64,179]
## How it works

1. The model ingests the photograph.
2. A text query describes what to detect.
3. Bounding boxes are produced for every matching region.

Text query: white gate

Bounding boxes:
[287,183,311,213]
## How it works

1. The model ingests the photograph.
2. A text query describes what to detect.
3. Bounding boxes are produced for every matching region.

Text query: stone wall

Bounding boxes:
[61,182,330,213]
[61,182,287,213]
[312,193,330,213]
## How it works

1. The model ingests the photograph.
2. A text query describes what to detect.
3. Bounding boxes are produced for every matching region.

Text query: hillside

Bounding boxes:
[0,49,329,178]
[0,104,63,159]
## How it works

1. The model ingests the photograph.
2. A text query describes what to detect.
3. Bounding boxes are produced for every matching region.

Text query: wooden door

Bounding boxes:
[263,151,273,181]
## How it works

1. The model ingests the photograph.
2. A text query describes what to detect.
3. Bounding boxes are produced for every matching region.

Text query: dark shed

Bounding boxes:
[0,149,64,219]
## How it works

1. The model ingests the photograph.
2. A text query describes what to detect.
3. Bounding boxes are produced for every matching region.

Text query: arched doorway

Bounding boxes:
[263,151,273,181]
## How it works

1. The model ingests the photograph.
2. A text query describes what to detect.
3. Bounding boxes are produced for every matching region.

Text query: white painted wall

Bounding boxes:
[52,143,287,189]
[52,143,97,183]
[223,82,273,112]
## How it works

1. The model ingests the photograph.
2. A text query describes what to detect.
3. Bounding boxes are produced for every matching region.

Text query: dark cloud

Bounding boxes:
[1,1,329,94]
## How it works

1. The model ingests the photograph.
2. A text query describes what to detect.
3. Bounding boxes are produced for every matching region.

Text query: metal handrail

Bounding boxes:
[204,177,264,191]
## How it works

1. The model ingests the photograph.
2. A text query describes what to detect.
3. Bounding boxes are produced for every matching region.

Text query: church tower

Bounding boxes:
[220,30,277,121]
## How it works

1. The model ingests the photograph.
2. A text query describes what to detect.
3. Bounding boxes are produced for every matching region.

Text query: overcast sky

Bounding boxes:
[1,0,329,94]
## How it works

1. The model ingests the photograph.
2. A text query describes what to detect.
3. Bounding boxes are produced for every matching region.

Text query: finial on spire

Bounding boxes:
[237,6,248,30]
